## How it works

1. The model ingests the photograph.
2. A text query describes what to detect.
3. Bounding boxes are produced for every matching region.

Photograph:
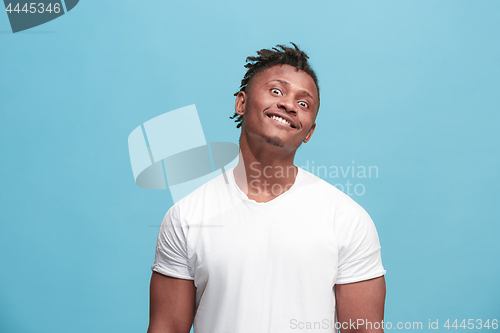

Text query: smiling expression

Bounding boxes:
[235,64,319,151]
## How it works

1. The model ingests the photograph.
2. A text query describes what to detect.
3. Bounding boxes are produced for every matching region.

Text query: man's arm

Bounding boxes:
[147,272,196,333]
[335,276,386,333]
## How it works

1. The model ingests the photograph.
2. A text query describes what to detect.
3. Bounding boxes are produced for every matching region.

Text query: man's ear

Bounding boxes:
[303,122,316,143]
[235,91,247,116]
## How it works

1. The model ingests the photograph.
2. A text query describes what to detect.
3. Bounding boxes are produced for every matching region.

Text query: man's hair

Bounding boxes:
[230,42,319,128]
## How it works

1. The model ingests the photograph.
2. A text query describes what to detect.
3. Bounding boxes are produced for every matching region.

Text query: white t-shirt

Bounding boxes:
[152,167,386,333]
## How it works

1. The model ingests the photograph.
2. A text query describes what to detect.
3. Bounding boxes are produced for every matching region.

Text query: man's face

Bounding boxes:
[235,64,319,151]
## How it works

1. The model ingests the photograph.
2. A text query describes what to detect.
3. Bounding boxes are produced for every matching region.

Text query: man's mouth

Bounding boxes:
[267,114,296,128]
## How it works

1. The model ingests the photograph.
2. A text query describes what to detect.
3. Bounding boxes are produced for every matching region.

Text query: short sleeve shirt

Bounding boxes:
[152,167,386,333]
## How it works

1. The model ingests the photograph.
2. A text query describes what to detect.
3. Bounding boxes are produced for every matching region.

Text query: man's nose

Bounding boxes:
[277,97,297,114]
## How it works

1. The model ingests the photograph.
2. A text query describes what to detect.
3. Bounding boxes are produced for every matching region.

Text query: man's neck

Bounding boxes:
[233,135,299,203]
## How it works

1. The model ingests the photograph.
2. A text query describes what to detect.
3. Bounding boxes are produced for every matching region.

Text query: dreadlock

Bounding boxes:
[230,42,320,128]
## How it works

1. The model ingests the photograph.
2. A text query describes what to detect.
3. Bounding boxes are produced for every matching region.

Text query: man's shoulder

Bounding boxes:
[166,169,236,220]
[297,167,368,215]
[175,170,228,202]
[298,167,352,200]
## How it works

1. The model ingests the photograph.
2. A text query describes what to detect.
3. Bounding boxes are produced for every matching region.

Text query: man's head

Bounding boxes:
[232,43,320,152]
[230,43,320,129]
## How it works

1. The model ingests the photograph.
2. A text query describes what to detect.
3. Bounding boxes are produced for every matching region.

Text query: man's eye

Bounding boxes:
[299,101,309,108]
[271,88,282,95]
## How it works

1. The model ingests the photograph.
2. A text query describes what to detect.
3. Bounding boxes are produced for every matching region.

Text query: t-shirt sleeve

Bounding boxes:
[151,206,194,280]
[335,204,386,284]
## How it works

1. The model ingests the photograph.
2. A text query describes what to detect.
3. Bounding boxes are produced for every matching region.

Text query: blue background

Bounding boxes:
[1,0,499,332]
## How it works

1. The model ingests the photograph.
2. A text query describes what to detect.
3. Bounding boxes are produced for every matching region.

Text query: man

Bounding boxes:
[148,43,386,333]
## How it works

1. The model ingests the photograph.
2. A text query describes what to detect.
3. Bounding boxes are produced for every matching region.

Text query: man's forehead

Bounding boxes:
[248,65,318,97]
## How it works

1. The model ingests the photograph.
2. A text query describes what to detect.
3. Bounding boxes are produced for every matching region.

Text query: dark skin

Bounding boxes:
[335,277,386,333]
[233,64,317,203]
[147,272,195,333]
[147,64,386,333]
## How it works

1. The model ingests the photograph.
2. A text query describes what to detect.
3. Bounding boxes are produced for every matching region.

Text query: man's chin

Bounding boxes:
[263,135,285,148]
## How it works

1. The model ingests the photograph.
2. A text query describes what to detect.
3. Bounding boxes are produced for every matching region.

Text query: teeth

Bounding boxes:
[271,115,291,127]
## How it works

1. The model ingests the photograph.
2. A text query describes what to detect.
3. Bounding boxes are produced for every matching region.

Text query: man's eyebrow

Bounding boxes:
[268,79,316,104]
[270,79,290,86]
